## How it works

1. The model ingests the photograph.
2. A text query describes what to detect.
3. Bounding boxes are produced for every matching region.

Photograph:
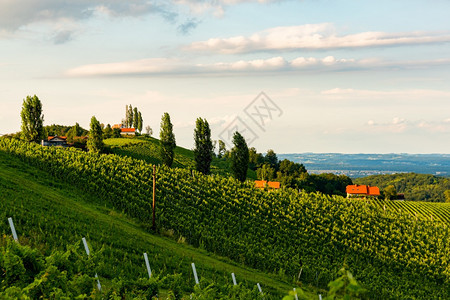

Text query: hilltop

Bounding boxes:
[104,136,257,179]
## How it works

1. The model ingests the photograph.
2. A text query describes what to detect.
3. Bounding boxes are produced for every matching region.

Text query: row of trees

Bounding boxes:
[124,104,143,133]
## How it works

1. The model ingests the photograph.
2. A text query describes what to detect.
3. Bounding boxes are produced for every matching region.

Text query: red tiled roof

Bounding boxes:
[255,180,281,189]
[346,184,380,196]
[121,128,136,132]
[48,136,67,141]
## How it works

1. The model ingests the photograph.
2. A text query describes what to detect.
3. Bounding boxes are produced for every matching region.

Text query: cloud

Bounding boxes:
[186,23,450,53]
[174,0,278,17]
[367,118,450,134]
[0,1,178,32]
[52,30,76,44]
[177,18,200,35]
[65,55,450,77]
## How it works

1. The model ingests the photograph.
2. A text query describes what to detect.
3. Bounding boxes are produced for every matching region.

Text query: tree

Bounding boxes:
[66,123,82,143]
[218,140,226,159]
[20,95,44,143]
[384,185,397,200]
[137,111,143,133]
[133,107,139,130]
[112,128,121,138]
[249,147,264,170]
[127,104,134,128]
[87,116,103,153]
[230,131,249,182]
[257,163,275,181]
[103,124,113,139]
[159,112,176,167]
[145,125,153,136]
[444,190,450,203]
[265,149,279,170]
[193,118,214,175]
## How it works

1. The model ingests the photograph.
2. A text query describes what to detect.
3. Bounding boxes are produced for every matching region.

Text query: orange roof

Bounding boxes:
[255,180,266,188]
[121,128,135,132]
[112,124,122,129]
[346,184,380,196]
[48,136,67,141]
[255,180,280,189]
[368,186,380,196]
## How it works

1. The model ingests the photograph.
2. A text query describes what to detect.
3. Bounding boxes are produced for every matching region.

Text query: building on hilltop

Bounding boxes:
[255,180,281,190]
[346,184,380,199]
[41,136,68,147]
[120,128,136,136]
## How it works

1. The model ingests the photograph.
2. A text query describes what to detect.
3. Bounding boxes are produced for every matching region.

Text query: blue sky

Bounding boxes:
[1,0,449,154]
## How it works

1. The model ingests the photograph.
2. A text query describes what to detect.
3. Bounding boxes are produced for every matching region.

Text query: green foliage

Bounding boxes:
[103,124,113,139]
[0,237,98,298]
[137,111,143,133]
[112,128,121,138]
[193,118,214,175]
[126,104,134,128]
[1,138,449,299]
[354,173,450,202]
[218,140,226,159]
[87,116,104,154]
[20,95,44,143]
[264,149,278,170]
[248,147,264,171]
[257,163,276,181]
[133,107,139,131]
[159,112,176,167]
[383,185,397,200]
[445,190,450,203]
[230,132,249,182]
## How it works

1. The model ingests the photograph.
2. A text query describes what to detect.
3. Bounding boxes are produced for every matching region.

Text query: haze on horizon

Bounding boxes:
[1,0,449,154]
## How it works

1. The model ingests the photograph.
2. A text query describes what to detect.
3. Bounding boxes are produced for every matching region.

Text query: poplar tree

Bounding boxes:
[137,111,143,133]
[20,95,44,143]
[193,118,213,175]
[87,116,104,153]
[159,112,176,167]
[133,107,139,129]
[127,104,134,128]
[230,131,249,182]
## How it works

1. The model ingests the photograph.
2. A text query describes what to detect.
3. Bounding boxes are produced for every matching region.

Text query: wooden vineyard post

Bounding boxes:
[152,165,156,231]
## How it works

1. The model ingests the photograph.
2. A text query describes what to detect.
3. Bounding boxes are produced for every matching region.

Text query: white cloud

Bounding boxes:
[186,23,450,53]
[365,118,450,134]
[321,88,450,100]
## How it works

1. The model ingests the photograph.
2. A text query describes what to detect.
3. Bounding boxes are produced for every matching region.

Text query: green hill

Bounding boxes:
[0,145,304,298]
[354,173,450,202]
[104,136,257,179]
[1,137,449,299]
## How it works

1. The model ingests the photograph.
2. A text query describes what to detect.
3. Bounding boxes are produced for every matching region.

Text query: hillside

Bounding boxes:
[0,147,301,298]
[104,136,257,179]
[354,173,450,202]
[1,137,449,299]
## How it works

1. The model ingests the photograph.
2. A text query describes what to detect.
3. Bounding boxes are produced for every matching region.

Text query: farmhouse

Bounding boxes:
[41,136,68,147]
[120,128,136,135]
[255,180,281,190]
[346,184,380,198]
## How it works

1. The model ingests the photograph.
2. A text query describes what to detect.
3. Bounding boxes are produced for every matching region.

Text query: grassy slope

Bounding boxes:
[104,136,257,179]
[0,150,306,298]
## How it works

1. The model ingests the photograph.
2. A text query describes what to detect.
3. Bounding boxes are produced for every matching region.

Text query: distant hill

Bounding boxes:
[354,173,450,202]
[279,153,450,177]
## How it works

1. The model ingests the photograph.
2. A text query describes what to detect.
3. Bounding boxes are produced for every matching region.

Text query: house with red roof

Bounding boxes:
[41,136,68,147]
[255,180,281,190]
[120,128,136,135]
[346,184,380,199]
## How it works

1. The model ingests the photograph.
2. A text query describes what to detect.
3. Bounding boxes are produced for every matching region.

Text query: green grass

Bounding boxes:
[0,150,309,298]
[104,136,257,179]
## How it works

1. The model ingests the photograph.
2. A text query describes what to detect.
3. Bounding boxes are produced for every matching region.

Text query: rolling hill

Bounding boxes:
[1,137,449,299]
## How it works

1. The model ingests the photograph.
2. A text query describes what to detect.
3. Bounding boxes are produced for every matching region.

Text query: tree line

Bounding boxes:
[18,94,352,195]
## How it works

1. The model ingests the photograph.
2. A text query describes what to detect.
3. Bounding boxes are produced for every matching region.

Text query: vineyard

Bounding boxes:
[1,137,449,299]
[0,148,297,298]
[375,199,450,224]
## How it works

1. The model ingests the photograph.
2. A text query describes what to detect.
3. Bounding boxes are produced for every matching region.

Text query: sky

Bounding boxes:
[1,0,449,154]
